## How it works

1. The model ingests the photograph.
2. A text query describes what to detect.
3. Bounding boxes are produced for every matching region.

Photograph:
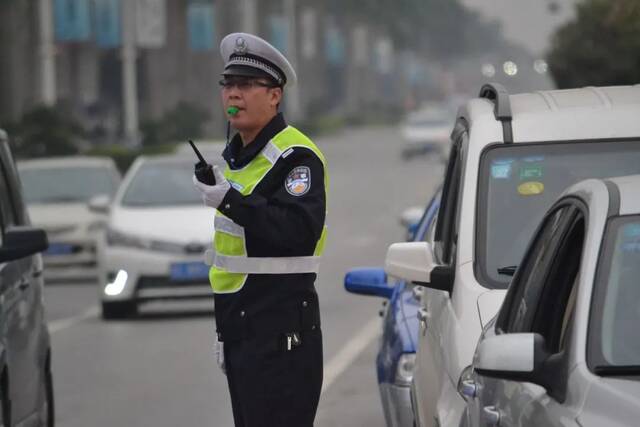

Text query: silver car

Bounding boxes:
[462,175,640,427]
[18,156,121,281]
[0,129,54,426]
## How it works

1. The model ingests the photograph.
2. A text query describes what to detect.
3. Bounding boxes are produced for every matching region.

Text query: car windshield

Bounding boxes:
[477,140,640,289]
[121,161,201,207]
[590,215,640,372]
[20,166,117,203]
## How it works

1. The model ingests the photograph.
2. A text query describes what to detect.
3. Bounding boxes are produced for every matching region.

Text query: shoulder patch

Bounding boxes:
[285,166,311,196]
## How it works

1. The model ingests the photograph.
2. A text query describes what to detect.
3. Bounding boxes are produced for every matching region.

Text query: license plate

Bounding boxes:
[45,243,74,255]
[170,262,209,281]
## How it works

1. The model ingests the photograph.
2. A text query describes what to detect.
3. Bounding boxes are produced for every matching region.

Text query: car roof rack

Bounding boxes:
[479,83,513,144]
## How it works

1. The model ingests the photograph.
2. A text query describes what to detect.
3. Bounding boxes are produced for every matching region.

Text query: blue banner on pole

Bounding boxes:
[268,15,288,55]
[188,3,216,51]
[94,0,121,48]
[54,0,91,42]
[325,26,345,66]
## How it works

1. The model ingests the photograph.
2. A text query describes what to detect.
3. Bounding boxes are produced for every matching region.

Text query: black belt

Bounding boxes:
[217,298,320,342]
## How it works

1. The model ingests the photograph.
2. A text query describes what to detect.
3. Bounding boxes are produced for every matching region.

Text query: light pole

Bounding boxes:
[284,0,300,121]
[242,0,257,33]
[121,0,139,146]
[38,0,56,106]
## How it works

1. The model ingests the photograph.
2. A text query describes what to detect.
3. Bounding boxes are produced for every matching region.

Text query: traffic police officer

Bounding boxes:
[192,33,327,427]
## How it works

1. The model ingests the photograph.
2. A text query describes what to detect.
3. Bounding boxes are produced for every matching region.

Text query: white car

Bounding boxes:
[96,154,222,319]
[385,84,640,426]
[464,175,640,427]
[400,105,454,161]
[18,156,121,281]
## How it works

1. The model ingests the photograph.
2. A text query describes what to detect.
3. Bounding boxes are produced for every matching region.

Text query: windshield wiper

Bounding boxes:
[593,365,640,376]
[497,265,517,276]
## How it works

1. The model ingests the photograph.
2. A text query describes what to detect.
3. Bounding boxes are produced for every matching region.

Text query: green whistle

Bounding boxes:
[227,106,239,116]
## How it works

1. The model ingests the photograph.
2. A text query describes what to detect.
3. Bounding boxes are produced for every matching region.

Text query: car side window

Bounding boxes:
[435,125,466,264]
[0,164,14,247]
[424,208,438,244]
[0,142,26,225]
[531,213,585,353]
[500,206,574,333]
[415,191,441,243]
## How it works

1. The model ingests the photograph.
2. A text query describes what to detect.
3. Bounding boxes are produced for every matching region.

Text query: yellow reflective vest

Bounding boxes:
[208,126,328,294]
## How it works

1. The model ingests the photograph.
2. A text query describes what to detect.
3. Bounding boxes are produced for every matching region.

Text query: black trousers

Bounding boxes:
[224,328,323,427]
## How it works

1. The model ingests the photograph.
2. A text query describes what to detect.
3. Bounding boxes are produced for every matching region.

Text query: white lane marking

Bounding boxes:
[321,316,380,395]
[49,305,99,334]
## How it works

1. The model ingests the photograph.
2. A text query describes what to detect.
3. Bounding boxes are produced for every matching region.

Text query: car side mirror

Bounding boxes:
[475,333,566,401]
[344,267,393,299]
[384,242,453,293]
[88,194,111,214]
[0,226,49,263]
[399,206,423,229]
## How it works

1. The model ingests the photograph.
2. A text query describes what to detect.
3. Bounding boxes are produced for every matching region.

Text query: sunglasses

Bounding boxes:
[218,78,277,91]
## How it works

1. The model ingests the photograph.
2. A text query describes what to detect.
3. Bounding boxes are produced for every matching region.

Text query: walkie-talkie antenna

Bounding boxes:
[189,140,206,163]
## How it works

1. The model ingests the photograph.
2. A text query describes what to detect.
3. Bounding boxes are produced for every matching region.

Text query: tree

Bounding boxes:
[4,106,84,158]
[548,0,640,88]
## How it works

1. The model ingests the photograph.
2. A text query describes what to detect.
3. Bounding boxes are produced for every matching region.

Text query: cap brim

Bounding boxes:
[222,65,274,80]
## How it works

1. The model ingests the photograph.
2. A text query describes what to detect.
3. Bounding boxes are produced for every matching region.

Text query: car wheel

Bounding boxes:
[101,301,138,320]
[1,371,10,427]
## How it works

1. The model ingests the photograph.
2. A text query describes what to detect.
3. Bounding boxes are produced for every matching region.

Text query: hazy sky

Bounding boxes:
[460,0,580,55]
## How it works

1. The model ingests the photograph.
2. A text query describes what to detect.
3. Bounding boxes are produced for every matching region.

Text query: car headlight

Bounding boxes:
[395,353,416,386]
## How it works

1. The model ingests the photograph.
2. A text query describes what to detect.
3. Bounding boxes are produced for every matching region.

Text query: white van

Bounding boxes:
[384,84,640,426]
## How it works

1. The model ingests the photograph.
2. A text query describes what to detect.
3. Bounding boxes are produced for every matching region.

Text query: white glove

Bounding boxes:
[192,166,230,209]
[214,335,226,374]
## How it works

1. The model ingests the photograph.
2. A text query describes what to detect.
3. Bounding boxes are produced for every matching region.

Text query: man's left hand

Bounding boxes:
[192,165,230,209]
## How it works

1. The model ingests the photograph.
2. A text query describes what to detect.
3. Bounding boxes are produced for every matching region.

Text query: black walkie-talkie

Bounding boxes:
[189,140,216,185]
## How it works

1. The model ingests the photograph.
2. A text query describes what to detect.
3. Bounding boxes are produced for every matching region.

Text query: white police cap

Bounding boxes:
[220,33,297,87]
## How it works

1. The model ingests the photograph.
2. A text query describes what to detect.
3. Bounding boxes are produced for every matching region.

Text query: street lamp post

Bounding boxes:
[284,0,300,121]
[121,0,139,147]
[38,0,56,106]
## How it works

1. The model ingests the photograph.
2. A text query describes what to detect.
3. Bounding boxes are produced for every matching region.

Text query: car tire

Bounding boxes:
[1,370,10,427]
[43,362,54,427]
[101,301,138,320]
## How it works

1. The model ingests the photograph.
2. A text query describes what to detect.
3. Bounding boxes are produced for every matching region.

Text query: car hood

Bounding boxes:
[401,125,451,142]
[109,205,215,245]
[27,202,100,229]
[579,377,640,427]
[476,289,507,328]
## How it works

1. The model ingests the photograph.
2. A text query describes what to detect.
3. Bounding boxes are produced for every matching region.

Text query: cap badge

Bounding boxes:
[234,37,248,55]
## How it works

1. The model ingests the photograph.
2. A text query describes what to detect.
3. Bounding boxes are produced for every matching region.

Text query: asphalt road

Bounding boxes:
[44,126,444,427]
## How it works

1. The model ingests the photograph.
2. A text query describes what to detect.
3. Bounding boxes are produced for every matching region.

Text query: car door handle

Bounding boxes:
[18,280,30,291]
[412,285,424,302]
[417,307,430,334]
[482,405,501,426]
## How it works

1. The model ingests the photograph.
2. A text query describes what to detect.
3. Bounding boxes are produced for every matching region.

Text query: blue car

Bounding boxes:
[344,190,441,427]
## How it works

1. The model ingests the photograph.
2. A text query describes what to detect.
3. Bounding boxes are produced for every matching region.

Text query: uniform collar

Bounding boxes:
[223,113,287,169]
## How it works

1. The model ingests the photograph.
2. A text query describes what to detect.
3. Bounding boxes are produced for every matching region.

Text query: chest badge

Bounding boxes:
[285,166,311,196]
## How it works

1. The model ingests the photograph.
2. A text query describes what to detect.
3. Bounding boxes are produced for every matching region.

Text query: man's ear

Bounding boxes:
[270,87,283,108]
